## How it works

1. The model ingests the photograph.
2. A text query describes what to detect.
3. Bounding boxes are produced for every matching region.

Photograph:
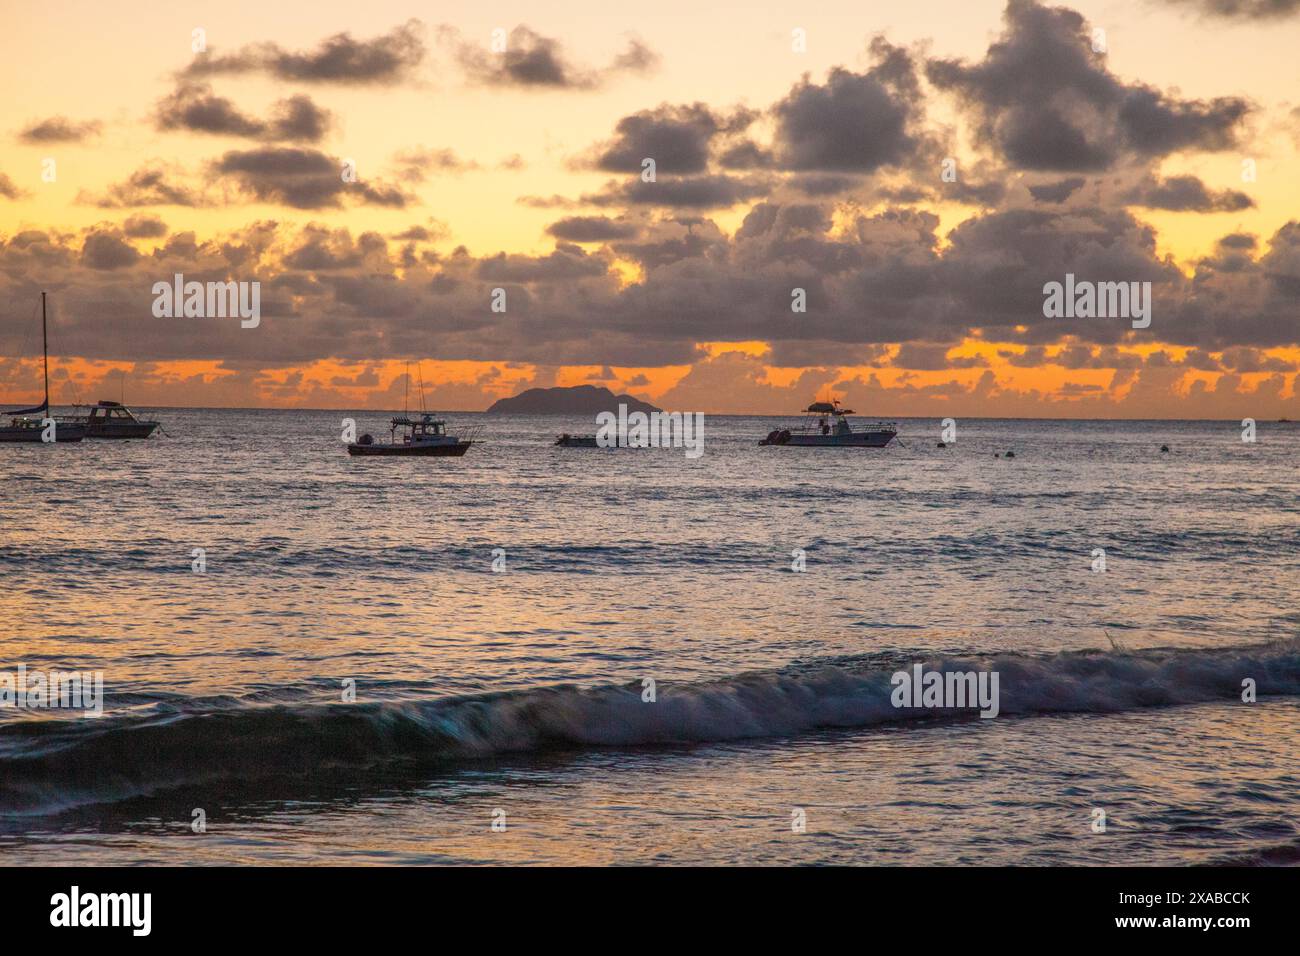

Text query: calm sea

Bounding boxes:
[1,410,1297,864]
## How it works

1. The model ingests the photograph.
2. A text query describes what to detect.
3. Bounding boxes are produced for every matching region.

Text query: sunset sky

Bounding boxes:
[1,0,1298,416]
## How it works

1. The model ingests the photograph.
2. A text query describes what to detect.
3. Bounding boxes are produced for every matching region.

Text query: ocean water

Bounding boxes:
[1,409,1297,865]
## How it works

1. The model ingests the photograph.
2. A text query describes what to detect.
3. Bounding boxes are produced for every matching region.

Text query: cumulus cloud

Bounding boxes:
[18,116,102,144]
[1157,0,1300,19]
[772,38,929,173]
[591,104,752,175]
[183,21,426,85]
[445,25,658,89]
[926,0,1250,170]
[211,148,412,209]
[0,171,27,200]
[83,164,209,208]
[546,216,640,242]
[3,0,1297,416]
[122,214,168,239]
[1124,174,1254,211]
[155,83,333,142]
[81,229,141,270]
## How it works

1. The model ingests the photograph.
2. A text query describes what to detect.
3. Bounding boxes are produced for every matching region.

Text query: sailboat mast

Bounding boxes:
[41,291,49,410]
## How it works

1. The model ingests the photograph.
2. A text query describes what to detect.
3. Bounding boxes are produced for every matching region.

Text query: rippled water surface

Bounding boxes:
[1,411,1297,864]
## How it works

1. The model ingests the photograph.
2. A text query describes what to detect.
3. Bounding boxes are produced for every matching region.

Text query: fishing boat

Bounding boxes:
[759,399,896,448]
[348,413,479,456]
[347,363,482,457]
[0,292,86,444]
[61,400,160,439]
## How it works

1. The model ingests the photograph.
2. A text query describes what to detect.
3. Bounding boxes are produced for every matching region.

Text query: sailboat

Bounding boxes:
[1,292,86,443]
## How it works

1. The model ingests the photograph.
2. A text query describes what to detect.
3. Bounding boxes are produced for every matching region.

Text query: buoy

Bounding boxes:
[1005,451,1015,458]
[994,453,1000,458]
[1160,444,1169,453]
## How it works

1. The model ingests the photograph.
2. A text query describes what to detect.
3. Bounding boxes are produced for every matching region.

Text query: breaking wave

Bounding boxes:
[2,640,1298,814]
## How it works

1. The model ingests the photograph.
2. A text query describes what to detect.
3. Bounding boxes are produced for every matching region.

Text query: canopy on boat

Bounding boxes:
[805,401,854,414]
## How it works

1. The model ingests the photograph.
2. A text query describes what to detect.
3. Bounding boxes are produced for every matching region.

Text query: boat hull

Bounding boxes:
[347,441,473,457]
[555,435,642,448]
[0,423,87,443]
[761,431,896,448]
[83,422,159,439]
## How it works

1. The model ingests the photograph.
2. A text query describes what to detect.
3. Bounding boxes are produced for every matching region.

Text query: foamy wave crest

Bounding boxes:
[2,640,1297,813]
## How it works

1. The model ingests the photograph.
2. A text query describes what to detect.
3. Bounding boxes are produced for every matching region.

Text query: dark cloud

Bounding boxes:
[448,26,658,90]
[1219,346,1297,372]
[476,245,610,282]
[546,216,640,242]
[772,39,926,172]
[268,95,334,143]
[587,174,771,209]
[84,164,208,208]
[81,229,141,270]
[1218,233,1257,250]
[1125,174,1254,212]
[926,0,1250,170]
[122,214,168,239]
[212,148,412,209]
[2,206,1299,374]
[790,174,864,197]
[390,221,448,242]
[1029,177,1088,203]
[1117,86,1248,156]
[184,21,425,85]
[0,171,26,200]
[894,343,989,369]
[592,104,751,174]
[155,83,332,142]
[18,116,102,144]
[718,141,774,170]
[1157,0,1300,19]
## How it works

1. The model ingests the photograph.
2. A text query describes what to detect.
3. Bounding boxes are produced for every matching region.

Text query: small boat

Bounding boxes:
[61,400,160,439]
[759,399,896,448]
[0,292,86,444]
[348,413,480,457]
[554,433,643,448]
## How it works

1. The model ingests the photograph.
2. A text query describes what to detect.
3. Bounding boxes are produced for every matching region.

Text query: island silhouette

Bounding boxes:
[485,384,662,415]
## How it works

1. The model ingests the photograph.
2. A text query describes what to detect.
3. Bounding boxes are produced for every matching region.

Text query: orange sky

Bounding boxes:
[1,0,1298,417]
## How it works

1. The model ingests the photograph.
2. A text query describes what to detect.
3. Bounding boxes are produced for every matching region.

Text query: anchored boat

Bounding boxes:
[760,399,896,448]
[554,433,644,448]
[348,413,480,457]
[1,292,86,444]
[61,400,160,439]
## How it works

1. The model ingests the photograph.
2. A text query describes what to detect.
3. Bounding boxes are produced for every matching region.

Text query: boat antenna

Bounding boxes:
[417,363,427,413]
[403,361,410,416]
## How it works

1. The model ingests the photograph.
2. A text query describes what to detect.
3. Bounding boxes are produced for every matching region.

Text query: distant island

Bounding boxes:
[485,384,662,415]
